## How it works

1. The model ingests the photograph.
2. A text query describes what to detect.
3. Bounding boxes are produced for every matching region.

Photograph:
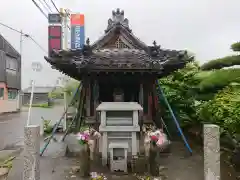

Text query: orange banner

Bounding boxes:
[70,14,84,26]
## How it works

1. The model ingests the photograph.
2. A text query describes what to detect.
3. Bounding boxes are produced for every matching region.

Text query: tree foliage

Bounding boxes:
[198,85,240,135]
[201,55,240,70]
[231,42,240,52]
[64,79,81,105]
[198,69,240,91]
[160,41,240,142]
[159,62,201,128]
[201,42,240,70]
[48,87,64,99]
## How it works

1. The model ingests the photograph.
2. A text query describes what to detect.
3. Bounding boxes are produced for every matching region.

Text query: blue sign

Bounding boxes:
[71,25,85,49]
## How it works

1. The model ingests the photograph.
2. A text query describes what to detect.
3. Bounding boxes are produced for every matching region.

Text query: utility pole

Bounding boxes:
[60,8,70,131]
[17,30,23,111]
[60,8,69,50]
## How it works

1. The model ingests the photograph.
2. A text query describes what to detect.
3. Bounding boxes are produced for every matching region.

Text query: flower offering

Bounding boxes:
[76,132,90,145]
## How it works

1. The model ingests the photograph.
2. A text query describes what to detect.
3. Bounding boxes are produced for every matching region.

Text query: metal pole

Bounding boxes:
[27,79,35,126]
[63,90,67,131]
[20,30,23,57]
[17,31,23,111]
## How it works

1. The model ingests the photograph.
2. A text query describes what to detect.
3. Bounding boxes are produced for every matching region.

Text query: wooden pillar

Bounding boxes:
[93,80,99,117]
[86,80,90,117]
[148,83,152,120]
[139,83,144,106]
[139,83,144,125]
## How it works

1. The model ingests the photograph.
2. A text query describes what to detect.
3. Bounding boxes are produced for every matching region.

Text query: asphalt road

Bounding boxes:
[0,105,65,150]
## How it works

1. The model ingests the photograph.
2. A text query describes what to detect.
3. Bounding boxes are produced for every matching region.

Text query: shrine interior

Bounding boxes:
[98,75,140,103]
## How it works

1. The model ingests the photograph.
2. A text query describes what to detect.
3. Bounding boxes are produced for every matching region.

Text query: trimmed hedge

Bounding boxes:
[231,42,240,52]
[198,69,240,91]
[201,55,240,70]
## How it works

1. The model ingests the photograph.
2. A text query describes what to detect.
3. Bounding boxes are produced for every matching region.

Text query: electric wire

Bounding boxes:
[31,0,48,19]
[38,0,52,13]
[50,0,60,13]
[42,0,53,12]
[49,0,70,30]
[0,22,47,54]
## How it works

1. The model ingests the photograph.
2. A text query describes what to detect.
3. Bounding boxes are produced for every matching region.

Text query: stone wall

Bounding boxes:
[0,82,20,114]
[0,100,18,114]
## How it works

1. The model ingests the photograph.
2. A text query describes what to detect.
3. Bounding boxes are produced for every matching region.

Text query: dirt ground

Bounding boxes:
[7,139,238,180]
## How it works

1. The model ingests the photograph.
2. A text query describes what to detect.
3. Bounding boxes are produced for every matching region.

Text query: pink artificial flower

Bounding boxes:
[150,135,158,142]
[84,134,90,140]
[76,133,83,140]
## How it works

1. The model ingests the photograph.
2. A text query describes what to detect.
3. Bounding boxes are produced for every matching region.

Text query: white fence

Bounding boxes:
[0,100,18,113]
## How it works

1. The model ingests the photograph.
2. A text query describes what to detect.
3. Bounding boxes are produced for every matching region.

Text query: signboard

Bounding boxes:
[48,25,62,56]
[71,26,85,49]
[48,14,62,24]
[70,14,85,49]
[70,14,84,26]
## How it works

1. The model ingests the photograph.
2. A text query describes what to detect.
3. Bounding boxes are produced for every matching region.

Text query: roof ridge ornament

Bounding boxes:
[149,40,161,58]
[105,8,130,33]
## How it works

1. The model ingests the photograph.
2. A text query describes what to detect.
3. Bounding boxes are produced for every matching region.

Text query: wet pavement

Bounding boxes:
[1,105,239,180]
[0,105,64,150]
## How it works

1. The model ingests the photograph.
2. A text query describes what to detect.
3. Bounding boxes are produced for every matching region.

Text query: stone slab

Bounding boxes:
[64,134,82,154]
[96,102,143,111]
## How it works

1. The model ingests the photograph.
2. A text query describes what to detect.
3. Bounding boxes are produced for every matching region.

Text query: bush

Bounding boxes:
[201,55,240,70]
[198,85,240,135]
[43,119,53,135]
[198,69,240,92]
[159,62,202,130]
[27,103,52,108]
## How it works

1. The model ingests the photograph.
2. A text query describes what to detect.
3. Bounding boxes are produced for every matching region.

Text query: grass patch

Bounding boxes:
[24,102,52,108]
[0,156,15,168]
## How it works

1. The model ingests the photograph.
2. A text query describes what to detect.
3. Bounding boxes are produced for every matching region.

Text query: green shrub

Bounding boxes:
[198,85,240,135]
[198,69,240,92]
[201,55,240,70]
[43,119,53,135]
[26,103,52,108]
[231,42,240,52]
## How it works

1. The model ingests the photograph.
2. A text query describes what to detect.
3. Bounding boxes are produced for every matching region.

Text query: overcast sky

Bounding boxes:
[0,0,240,89]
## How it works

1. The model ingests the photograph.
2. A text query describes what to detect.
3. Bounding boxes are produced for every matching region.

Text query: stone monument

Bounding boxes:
[204,124,220,180]
[96,102,143,172]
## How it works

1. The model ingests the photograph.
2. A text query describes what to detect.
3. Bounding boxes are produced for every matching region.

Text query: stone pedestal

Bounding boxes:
[203,124,220,180]
[78,144,90,177]
[131,156,147,174]
[23,125,40,180]
[149,143,159,176]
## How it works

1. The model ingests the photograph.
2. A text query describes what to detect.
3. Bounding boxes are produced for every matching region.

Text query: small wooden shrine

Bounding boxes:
[45,8,193,127]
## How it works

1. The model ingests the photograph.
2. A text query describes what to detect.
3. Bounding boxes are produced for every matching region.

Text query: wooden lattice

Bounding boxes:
[115,38,129,49]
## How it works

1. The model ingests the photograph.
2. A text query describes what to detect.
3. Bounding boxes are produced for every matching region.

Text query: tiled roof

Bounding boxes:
[23,86,55,93]
[44,9,194,80]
